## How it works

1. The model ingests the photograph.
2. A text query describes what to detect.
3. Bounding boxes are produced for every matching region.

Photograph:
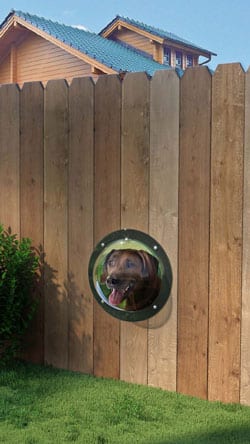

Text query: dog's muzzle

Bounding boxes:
[106,276,123,287]
[106,275,136,306]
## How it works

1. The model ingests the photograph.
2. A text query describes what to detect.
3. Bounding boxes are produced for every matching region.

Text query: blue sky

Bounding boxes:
[0,0,249,71]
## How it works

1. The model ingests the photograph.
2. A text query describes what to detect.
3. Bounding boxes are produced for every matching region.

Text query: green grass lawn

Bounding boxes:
[1,362,250,444]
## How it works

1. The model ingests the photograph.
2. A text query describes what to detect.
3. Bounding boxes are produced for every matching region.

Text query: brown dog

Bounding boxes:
[101,249,161,311]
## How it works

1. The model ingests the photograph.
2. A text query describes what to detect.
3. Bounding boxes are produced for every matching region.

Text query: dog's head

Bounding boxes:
[101,249,160,310]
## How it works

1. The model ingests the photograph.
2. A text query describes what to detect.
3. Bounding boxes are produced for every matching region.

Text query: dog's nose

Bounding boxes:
[107,276,121,286]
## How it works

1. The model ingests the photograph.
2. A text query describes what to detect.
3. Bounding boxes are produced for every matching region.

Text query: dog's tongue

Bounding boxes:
[109,289,125,306]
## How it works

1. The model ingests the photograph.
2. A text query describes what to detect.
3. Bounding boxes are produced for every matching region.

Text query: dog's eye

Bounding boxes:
[107,259,115,267]
[126,260,136,269]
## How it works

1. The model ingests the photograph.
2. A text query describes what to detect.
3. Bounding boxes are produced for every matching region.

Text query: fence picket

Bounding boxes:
[178,67,211,399]
[0,84,20,233]
[120,72,150,385]
[20,82,44,363]
[148,70,179,390]
[94,75,121,379]
[241,67,250,405]
[68,77,94,373]
[44,79,69,369]
[209,64,244,403]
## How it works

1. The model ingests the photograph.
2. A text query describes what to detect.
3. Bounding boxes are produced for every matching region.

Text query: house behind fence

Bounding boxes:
[0,64,250,406]
[0,10,216,85]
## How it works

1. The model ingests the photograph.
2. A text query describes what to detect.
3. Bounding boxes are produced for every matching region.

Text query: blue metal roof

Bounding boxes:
[101,15,216,56]
[2,10,173,76]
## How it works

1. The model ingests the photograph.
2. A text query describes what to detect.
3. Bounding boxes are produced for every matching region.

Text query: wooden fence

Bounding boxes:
[1,63,250,405]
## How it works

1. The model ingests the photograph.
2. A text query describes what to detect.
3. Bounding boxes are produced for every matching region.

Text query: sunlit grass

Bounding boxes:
[0,362,250,443]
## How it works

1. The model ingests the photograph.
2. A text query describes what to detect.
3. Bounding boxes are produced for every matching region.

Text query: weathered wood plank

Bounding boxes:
[0,84,20,234]
[94,75,121,379]
[148,70,179,391]
[209,64,244,403]
[20,82,44,363]
[178,67,211,399]
[44,79,69,369]
[120,72,150,385]
[241,67,250,405]
[68,77,94,373]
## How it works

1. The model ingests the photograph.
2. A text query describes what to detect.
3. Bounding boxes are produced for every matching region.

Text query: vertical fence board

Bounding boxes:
[120,72,150,385]
[20,82,44,363]
[0,84,20,233]
[148,70,179,390]
[68,77,94,373]
[44,80,69,369]
[241,67,250,405]
[209,64,244,403]
[178,67,211,399]
[94,75,121,378]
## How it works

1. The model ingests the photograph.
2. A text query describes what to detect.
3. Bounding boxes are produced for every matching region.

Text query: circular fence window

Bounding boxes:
[88,229,172,322]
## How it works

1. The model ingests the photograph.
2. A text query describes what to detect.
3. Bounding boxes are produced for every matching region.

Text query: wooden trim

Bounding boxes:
[10,44,17,83]
[0,29,30,67]
[153,42,163,63]
[169,42,206,56]
[165,40,211,58]
[102,18,212,58]
[0,15,16,38]
[170,49,175,67]
[2,14,117,75]
[91,66,105,75]
[102,19,164,44]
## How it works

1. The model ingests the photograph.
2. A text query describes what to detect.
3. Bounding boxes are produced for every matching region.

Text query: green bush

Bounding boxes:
[0,224,40,362]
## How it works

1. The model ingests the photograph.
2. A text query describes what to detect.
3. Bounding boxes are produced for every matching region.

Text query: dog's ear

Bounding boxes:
[137,250,159,278]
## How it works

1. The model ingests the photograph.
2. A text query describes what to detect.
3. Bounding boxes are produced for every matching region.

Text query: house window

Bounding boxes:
[175,51,182,68]
[163,47,171,65]
[186,54,193,67]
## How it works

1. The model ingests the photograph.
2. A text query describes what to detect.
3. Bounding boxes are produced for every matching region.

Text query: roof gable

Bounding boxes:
[100,15,216,57]
[0,10,171,76]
